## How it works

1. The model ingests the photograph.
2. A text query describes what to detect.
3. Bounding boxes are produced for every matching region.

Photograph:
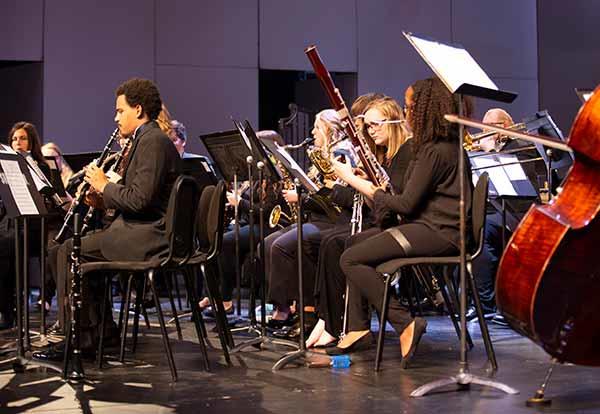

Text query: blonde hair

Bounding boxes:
[157,104,174,135]
[363,97,410,164]
[315,109,345,148]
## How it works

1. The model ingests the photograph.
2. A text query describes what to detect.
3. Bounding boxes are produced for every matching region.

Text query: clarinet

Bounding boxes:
[54,128,119,243]
[305,45,392,192]
[64,212,84,380]
[80,137,131,235]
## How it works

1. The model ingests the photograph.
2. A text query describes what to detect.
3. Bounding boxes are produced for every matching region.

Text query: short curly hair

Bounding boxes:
[115,78,162,120]
[409,77,473,152]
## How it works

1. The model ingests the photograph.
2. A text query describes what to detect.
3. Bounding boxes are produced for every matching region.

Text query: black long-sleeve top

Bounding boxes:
[238,180,284,223]
[374,139,472,248]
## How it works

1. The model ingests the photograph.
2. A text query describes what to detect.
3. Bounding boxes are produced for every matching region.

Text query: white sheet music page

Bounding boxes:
[404,32,497,93]
[275,146,319,193]
[0,159,39,215]
[497,154,527,180]
[470,156,516,196]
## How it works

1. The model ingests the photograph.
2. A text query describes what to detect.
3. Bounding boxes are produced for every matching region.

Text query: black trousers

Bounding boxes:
[313,225,351,337]
[340,224,456,334]
[52,230,116,348]
[266,220,334,307]
[217,224,261,302]
[471,212,506,313]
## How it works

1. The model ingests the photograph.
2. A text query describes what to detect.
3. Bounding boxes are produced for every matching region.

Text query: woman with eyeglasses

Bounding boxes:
[329,77,473,367]
[306,95,413,347]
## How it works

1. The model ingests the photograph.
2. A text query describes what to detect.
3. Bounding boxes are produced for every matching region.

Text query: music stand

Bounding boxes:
[0,149,61,375]
[200,129,252,340]
[228,120,300,353]
[404,31,519,397]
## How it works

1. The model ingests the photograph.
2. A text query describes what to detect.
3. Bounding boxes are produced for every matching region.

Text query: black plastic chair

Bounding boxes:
[373,172,494,372]
[82,175,207,382]
[185,180,234,363]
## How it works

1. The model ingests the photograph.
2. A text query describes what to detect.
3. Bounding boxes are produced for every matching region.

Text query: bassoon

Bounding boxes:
[305,45,391,191]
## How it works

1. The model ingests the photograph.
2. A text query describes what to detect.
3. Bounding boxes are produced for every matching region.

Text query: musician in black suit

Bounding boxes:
[35,78,181,359]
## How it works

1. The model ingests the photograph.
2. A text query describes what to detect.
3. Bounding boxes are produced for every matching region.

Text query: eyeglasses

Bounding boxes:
[365,119,405,131]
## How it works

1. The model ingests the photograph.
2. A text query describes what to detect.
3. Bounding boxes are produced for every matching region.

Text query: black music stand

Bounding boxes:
[404,31,519,397]
[228,120,300,353]
[0,149,61,375]
[200,129,252,330]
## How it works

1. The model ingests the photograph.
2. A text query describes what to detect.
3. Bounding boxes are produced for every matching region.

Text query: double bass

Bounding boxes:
[452,87,600,366]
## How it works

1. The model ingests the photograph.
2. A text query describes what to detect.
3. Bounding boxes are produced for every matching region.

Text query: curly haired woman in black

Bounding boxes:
[330,77,473,366]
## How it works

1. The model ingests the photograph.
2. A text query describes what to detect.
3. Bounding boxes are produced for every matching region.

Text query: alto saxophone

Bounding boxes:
[268,160,298,229]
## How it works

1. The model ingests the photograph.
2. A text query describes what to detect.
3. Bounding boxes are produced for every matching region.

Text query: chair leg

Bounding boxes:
[119,274,134,363]
[117,277,126,333]
[183,266,212,371]
[173,272,183,311]
[149,269,178,382]
[439,273,474,350]
[202,263,233,362]
[467,264,498,372]
[97,274,110,369]
[375,273,392,372]
[131,274,143,353]
[164,271,183,341]
[140,278,151,329]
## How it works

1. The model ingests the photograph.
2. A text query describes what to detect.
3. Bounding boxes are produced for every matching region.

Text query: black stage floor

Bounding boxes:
[1,306,599,413]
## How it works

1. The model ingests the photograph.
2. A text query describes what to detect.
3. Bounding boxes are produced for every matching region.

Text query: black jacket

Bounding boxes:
[101,121,181,261]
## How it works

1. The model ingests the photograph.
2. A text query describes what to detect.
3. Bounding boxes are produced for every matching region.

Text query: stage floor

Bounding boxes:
[1,308,599,413]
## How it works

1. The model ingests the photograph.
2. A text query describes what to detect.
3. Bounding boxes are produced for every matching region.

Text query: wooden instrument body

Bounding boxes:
[496,86,600,366]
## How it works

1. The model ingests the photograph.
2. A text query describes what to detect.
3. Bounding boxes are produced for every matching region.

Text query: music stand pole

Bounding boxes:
[410,95,518,397]
[272,179,315,370]
[233,171,243,317]
[230,162,298,352]
[40,217,47,336]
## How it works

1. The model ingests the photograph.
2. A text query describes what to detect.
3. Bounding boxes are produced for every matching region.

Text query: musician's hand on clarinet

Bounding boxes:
[353,168,368,180]
[282,189,298,204]
[84,188,105,210]
[84,163,109,194]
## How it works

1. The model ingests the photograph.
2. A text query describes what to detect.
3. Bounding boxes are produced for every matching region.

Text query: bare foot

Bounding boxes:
[314,329,336,347]
[198,297,211,309]
[306,319,325,348]
[400,321,415,357]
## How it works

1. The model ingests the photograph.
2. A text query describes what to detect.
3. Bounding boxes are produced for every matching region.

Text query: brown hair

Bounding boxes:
[8,121,46,165]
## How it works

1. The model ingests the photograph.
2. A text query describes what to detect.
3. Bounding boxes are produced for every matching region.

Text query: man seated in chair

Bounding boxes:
[470,108,546,326]
[35,78,181,361]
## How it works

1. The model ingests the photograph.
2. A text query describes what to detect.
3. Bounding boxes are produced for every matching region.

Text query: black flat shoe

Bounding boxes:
[202,305,234,319]
[400,317,427,369]
[32,345,65,362]
[326,333,372,356]
[266,313,296,330]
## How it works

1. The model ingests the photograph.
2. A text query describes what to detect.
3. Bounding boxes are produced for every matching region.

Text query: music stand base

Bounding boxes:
[272,349,317,371]
[410,371,519,397]
[230,327,298,353]
[525,391,552,407]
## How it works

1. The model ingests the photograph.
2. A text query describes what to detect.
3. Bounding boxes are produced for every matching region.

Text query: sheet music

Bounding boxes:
[405,32,497,93]
[0,159,39,215]
[497,154,527,180]
[23,153,50,191]
[275,146,319,193]
[0,144,17,154]
[470,156,516,196]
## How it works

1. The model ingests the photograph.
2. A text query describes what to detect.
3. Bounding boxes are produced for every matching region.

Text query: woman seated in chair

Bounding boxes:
[306,95,413,348]
[330,77,474,367]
